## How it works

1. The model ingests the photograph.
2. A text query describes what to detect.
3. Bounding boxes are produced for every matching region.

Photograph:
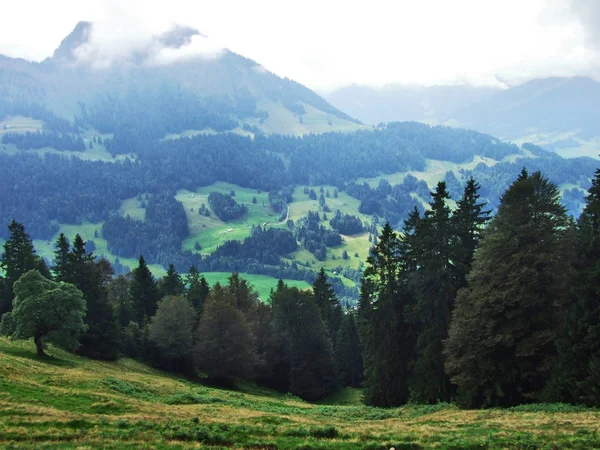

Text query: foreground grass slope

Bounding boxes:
[1,338,600,449]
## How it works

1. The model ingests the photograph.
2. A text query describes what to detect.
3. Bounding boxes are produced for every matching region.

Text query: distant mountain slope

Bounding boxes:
[326,77,600,159]
[0,22,362,136]
[451,77,600,141]
[324,84,499,125]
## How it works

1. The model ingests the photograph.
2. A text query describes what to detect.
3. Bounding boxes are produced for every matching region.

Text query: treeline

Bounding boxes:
[294,211,342,261]
[347,175,430,228]
[2,131,85,151]
[0,223,361,400]
[329,210,364,235]
[359,167,600,408]
[102,192,189,267]
[207,192,247,221]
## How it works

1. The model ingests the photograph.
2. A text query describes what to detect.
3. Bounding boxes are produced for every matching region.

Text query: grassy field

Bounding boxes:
[176,183,280,254]
[1,337,600,449]
[31,222,166,278]
[200,272,310,301]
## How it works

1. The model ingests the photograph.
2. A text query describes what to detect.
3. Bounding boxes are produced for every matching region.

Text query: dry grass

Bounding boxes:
[2,337,600,449]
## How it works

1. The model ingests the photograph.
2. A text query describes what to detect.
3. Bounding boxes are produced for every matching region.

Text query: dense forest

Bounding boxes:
[1,165,599,407]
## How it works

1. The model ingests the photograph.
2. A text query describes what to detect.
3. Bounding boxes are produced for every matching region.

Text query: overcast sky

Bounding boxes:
[0,0,599,91]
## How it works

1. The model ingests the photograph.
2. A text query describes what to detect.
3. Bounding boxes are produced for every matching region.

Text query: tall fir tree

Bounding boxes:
[0,221,48,317]
[271,284,337,400]
[313,268,343,344]
[129,256,161,324]
[445,170,571,407]
[410,182,460,403]
[159,264,185,298]
[548,167,600,406]
[359,223,416,406]
[452,177,491,286]
[185,265,209,314]
[53,233,120,360]
[335,311,364,387]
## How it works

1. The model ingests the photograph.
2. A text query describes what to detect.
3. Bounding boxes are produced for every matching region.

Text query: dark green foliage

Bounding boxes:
[11,270,86,356]
[102,191,190,267]
[53,234,120,360]
[335,311,364,387]
[295,211,342,260]
[159,264,185,298]
[148,295,196,372]
[445,170,571,407]
[128,256,161,324]
[359,223,416,407]
[329,210,364,235]
[208,192,247,221]
[409,182,461,403]
[185,265,210,314]
[271,283,337,400]
[0,220,48,318]
[0,311,15,336]
[548,168,600,406]
[194,284,257,381]
[312,268,343,344]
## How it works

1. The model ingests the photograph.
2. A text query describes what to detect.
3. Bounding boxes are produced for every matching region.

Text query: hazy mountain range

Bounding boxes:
[326,77,600,159]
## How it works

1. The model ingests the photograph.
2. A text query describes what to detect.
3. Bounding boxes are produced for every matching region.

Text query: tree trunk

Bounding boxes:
[34,333,45,357]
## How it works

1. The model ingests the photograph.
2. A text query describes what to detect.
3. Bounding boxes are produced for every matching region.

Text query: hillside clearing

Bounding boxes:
[1,337,599,449]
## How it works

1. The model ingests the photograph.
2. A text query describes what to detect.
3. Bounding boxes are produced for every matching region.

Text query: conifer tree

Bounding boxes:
[129,256,161,324]
[445,170,570,407]
[549,167,600,406]
[53,234,120,360]
[159,264,185,298]
[359,223,415,406]
[335,311,364,387]
[186,265,210,314]
[312,268,343,344]
[0,221,47,317]
[228,272,259,315]
[271,284,337,400]
[410,182,460,403]
[452,177,491,285]
[194,283,257,381]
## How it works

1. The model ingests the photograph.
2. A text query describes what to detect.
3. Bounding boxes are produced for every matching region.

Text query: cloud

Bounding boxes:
[66,2,224,68]
[567,0,600,50]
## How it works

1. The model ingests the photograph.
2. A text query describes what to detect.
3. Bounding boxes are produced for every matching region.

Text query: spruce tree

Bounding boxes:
[129,256,161,324]
[410,182,460,403]
[445,170,570,407]
[54,234,120,360]
[0,221,47,317]
[313,268,343,344]
[159,264,185,298]
[359,223,415,406]
[271,284,337,400]
[185,265,210,314]
[549,167,600,405]
[194,283,257,381]
[452,177,491,285]
[335,311,364,387]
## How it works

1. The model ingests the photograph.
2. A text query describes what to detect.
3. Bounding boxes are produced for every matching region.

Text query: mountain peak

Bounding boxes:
[50,21,93,62]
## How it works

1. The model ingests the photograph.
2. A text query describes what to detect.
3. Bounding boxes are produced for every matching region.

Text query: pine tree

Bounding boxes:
[335,311,364,387]
[129,256,161,324]
[445,170,570,407]
[410,182,460,403]
[228,272,259,315]
[159,264,185,298]
[0,221,47,318]
[359,223,415,406]
[549,168,600,405]
[313,268,342,344]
